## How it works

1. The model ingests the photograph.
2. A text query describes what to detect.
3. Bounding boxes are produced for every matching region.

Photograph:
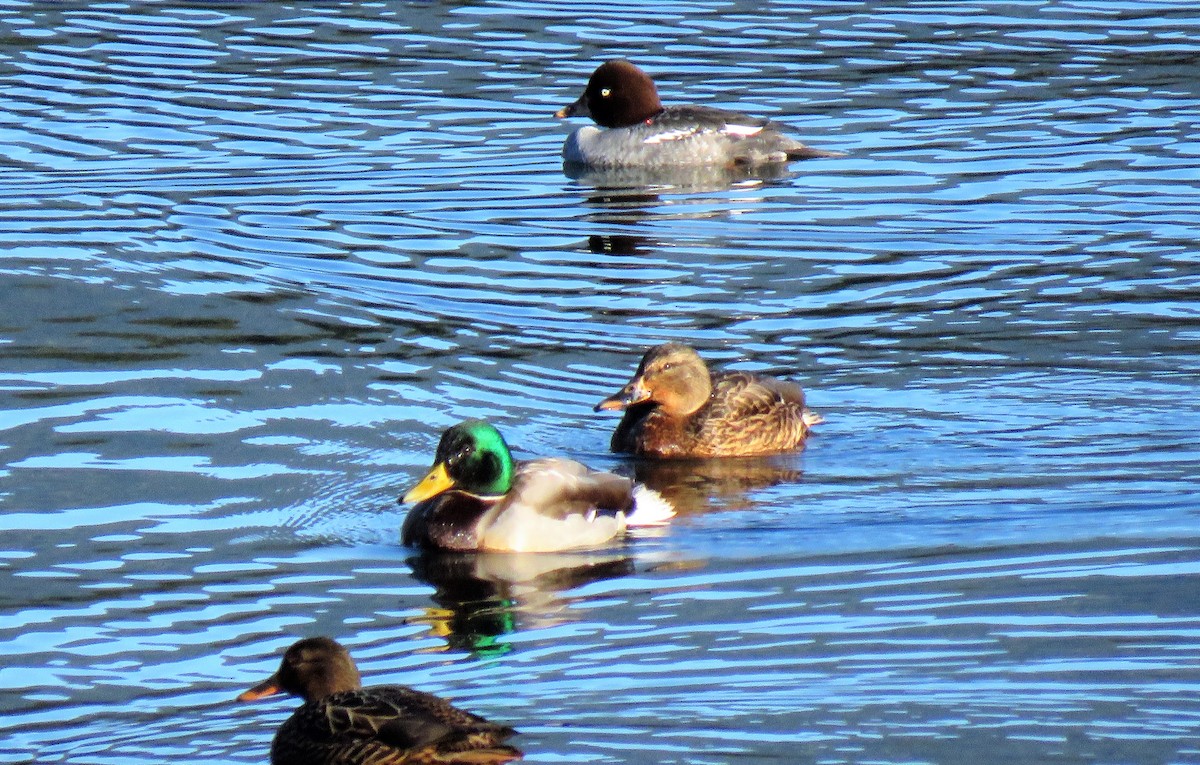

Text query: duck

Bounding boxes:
[237,636,520,765]
[400,420,674,552]
[594,343,822,459]
[554,59,840,168]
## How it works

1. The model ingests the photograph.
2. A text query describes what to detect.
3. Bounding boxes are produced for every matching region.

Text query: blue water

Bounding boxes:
[1,1,1199,763]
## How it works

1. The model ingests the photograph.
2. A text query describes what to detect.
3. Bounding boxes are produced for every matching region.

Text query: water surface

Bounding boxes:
[1,1,1198,763]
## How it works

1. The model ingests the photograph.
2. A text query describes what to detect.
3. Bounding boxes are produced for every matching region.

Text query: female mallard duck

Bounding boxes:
[237,636,520,765]
[400,420,674,553]
[594,343,822,459]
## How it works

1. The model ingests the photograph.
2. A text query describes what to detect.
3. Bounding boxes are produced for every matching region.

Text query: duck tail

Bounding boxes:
[626,485,675,526]
[802,408,824,428]
[787,145,845,160]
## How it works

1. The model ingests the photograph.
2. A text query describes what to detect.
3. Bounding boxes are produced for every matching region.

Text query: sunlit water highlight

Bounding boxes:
[1,1,1198,763]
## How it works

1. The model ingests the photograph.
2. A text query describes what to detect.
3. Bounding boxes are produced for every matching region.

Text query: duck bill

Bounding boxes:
[594,379,651,412]
[402,461,456,504]
[555,94,589,119]
[237,674,283,703]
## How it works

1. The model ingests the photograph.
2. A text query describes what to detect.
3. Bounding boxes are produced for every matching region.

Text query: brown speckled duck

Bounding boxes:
[595,343,822,459]
[237,637,520,765]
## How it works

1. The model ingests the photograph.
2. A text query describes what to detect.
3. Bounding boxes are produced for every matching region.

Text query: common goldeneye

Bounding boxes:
[555,59,839,168]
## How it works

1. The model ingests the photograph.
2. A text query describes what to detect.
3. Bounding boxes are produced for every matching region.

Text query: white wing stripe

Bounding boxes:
[722,123,764,137]
[643,128,699,144]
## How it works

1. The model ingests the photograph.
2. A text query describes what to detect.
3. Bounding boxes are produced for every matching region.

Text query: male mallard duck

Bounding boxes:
[595,343,822,459]
[400,420,673,552]
[237,636,520,765]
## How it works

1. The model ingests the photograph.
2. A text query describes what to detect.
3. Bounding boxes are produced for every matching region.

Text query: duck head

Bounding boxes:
[595,343,713,417]
[237,636,362,703]
[555,59,664,128]
[403,420,516,503]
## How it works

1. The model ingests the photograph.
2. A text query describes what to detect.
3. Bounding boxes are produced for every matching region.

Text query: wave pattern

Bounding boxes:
[1,0,1198,763]
[2,542,1199,762]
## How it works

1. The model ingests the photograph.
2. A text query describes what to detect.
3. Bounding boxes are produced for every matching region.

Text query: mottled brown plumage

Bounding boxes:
[595,343,821,459]
[238,637,520,765]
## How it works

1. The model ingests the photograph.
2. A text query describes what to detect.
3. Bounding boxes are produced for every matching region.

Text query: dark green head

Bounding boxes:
[402,419,515,503]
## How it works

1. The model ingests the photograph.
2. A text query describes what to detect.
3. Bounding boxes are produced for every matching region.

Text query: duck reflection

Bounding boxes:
[565,160,795,193]
[587,233,651,256]
[628,456,805,515]
[571,164,795,234]
[407,550,634,656]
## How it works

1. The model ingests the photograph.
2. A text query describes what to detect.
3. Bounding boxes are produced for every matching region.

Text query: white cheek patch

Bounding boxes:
[643,128,699,144]
[722,123,764,137]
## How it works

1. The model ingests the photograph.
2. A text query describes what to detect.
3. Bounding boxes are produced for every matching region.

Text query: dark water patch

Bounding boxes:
[2,0,1199,762]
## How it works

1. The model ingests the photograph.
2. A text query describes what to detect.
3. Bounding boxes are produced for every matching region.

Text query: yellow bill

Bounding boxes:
[402,461,456,504]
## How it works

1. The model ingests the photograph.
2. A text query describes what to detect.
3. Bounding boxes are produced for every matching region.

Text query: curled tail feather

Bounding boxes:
[626,485,675,527]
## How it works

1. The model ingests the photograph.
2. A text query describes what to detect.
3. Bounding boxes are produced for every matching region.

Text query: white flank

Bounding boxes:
[803,409,825,428]
[625,485,675,526]
[723,123,763,137]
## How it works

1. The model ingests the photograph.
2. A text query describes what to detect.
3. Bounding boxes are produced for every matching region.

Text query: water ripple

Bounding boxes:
[2,0,1199,763]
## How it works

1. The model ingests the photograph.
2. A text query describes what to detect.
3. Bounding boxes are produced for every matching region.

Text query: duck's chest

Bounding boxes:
[402,493,489,552]
[624,409,713,459]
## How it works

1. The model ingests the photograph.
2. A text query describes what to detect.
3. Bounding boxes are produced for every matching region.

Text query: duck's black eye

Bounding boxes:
[600,87,612,98]
[449,445,472,466]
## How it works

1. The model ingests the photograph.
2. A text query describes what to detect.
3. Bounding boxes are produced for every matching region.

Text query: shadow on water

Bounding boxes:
[1,0,1199,763]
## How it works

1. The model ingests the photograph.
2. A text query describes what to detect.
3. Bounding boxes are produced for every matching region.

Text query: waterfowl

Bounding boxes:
[555,59,840,168]
[595,343,822,459]
[237,636,520,765]
[400,420,673,552]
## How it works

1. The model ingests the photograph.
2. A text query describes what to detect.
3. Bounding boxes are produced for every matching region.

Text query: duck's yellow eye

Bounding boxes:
[600,87,612,98]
